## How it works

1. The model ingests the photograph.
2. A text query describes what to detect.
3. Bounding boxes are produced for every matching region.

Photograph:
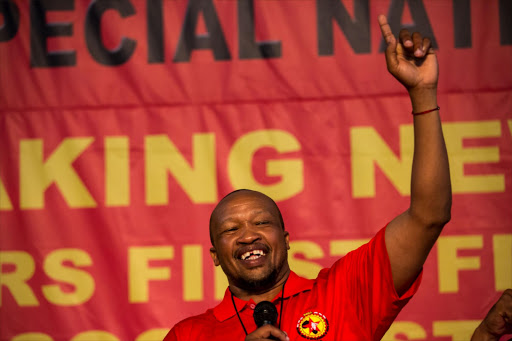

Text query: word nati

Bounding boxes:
[0,0,510,67]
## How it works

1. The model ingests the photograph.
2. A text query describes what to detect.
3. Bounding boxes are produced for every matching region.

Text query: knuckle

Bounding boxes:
[399,32,409,40]
[412,32,422,40]
[503,288,512,298]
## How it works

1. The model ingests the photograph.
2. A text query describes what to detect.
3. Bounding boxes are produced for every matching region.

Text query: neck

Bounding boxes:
[229,268,290,304]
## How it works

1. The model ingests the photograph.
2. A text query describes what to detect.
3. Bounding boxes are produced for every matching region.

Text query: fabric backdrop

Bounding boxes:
[1,0,511,340]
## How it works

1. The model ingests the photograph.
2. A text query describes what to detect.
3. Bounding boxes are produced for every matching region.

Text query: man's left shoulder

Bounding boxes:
[164,309,216,340]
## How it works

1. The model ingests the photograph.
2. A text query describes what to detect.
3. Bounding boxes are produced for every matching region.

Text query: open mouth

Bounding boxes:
[240,249,266,261]
[236,244,270,264]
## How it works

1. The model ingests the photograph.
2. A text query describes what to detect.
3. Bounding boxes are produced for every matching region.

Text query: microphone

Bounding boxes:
[253,301,278,327]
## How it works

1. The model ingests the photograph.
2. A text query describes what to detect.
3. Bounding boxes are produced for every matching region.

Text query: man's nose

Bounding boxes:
[236,224,261,243]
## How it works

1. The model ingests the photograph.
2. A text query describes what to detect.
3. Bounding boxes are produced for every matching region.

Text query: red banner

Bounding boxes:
[1,1,511,340]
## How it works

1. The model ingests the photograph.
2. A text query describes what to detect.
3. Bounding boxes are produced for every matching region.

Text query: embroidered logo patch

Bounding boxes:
[296,311,329,339]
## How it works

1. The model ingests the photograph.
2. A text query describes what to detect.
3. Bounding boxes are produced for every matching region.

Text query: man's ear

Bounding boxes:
[284,231,290,250]
[210,246,220,266]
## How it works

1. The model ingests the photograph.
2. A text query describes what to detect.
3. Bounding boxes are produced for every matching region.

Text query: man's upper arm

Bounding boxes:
[385,210,445,296]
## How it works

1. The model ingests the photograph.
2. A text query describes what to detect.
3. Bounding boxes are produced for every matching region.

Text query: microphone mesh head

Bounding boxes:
[253,301,278,327]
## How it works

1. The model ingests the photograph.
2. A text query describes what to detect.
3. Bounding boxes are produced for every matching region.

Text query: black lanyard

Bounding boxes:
[230,280,287,335]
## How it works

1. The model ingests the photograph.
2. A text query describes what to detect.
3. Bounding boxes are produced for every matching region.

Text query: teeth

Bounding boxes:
[241,250,265,260]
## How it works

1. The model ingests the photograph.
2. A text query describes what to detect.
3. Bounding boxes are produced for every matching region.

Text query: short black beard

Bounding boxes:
[235,267,280,293]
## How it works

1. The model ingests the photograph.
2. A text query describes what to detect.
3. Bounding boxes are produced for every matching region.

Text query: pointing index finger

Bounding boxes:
[378,14,395,44]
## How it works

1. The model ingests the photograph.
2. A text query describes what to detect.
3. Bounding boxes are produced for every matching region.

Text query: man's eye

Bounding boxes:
[256,221,270,225]
[225,227,238,232]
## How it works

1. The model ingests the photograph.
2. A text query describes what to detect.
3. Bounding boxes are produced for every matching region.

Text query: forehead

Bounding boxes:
[211,191,279,227]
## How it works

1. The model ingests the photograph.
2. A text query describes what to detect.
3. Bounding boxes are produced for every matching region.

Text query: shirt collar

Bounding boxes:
[213,271,314,322]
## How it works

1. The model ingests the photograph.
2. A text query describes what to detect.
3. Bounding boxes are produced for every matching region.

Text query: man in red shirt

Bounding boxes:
[164,15,451,341]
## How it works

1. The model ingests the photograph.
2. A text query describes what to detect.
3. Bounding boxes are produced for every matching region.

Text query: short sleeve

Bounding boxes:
[315,226,422,340]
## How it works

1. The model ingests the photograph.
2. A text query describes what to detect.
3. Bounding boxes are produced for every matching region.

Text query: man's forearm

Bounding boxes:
[408,88,452,227]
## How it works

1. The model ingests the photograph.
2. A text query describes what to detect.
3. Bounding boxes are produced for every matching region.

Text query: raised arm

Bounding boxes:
[378,15,452,296]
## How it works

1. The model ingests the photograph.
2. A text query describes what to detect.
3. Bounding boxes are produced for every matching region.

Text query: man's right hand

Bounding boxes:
[471,289,512,341]
[245,325,289,341]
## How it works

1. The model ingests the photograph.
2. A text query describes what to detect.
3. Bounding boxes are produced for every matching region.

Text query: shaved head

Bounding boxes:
[208,189,290,293]
[209,189,285,246]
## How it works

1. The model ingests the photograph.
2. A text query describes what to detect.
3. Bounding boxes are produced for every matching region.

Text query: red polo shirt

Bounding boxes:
[164,227,422,340]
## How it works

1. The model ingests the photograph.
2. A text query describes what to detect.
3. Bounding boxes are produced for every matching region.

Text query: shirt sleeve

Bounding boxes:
[162,325,180,341]
[316,225,422,340]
